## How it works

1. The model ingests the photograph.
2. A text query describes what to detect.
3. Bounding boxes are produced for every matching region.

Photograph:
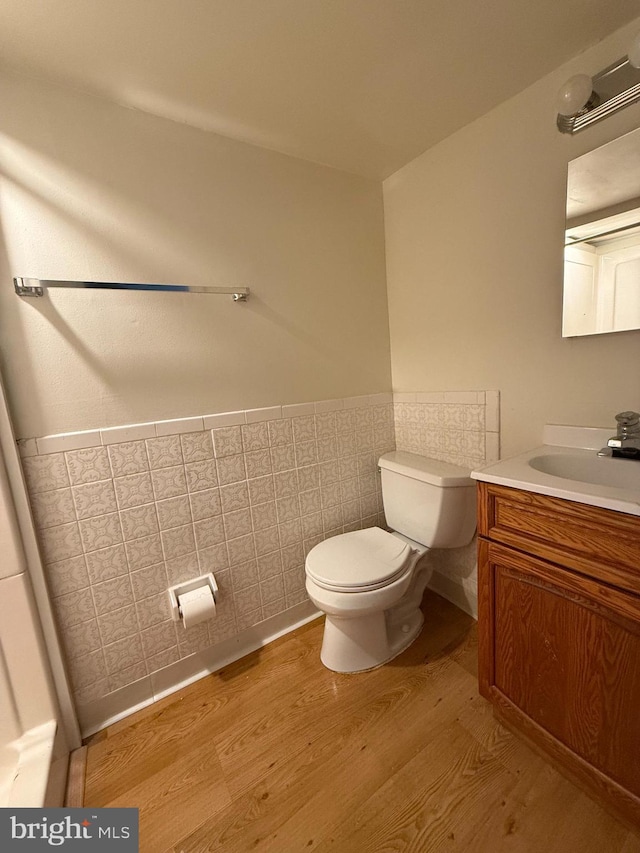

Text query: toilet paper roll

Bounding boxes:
[178,585,216,629]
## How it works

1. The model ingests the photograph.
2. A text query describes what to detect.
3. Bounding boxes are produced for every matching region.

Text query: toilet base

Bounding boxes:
[319,606,424,673]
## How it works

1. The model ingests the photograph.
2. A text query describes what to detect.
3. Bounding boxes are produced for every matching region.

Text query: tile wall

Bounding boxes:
[18,395,394,711]
[393,390,501,617]
[393,390,500,468]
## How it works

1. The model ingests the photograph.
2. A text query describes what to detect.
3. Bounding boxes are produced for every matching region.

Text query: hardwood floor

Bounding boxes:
[84,592,640,852]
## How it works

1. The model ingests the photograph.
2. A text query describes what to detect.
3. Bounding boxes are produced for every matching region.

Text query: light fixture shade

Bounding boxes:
[556,74,594,116]
[628,31,640,69]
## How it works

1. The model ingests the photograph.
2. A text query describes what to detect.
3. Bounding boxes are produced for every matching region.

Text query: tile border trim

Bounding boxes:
[18,392,395,456]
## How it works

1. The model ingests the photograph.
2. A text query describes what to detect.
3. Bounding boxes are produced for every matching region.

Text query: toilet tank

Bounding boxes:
[378,451,476,548]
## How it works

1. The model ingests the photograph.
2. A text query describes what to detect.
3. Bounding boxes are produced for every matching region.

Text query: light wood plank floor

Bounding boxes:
[84,592,640,852]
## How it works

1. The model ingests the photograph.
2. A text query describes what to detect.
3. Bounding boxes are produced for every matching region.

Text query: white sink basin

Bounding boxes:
[528,452,640,491]
[472,439,640,518]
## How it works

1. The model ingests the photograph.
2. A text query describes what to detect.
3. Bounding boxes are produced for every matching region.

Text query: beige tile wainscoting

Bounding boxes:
[393,391,500,468]
[18,394,394,731]
[17,389,499,732]
[394,390,501,617]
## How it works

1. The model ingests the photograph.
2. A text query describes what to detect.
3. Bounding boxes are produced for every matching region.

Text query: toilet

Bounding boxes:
[305,450,477,673]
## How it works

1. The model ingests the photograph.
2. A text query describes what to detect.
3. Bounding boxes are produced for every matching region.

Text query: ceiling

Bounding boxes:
[0,0,638,178]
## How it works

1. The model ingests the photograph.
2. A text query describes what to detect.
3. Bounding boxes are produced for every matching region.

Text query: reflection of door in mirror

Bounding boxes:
[563,127,640,337]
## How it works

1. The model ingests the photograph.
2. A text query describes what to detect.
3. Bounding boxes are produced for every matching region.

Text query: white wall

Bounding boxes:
[384,18,640,459]
[0,70,390,439]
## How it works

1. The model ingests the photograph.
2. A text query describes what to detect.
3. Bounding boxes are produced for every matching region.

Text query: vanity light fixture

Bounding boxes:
[556,32,640,133]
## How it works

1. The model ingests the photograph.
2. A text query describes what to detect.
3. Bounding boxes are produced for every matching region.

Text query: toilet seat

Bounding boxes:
[305,527,413,592]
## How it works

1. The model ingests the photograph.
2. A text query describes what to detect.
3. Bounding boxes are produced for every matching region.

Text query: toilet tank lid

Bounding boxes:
[378,451,473,487]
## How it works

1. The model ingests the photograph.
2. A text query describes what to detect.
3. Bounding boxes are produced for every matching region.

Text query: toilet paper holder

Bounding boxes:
[168,573,218,624]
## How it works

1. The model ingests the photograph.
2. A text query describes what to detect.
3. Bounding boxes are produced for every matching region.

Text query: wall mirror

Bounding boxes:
[563,126,640,337]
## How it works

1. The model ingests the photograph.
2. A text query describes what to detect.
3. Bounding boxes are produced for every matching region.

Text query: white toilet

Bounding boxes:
[305,450,477,673]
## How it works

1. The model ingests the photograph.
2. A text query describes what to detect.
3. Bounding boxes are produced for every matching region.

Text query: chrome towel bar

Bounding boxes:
[13,277,250,302]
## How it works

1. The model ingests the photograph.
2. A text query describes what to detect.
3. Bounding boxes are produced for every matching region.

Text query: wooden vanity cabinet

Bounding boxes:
[477,482,640,827]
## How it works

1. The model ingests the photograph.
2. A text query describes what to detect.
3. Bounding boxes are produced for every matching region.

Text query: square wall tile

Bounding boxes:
[53,587,96,629]
[85,544,128,584]
[241,422,269,452]
[151,466,187,500]
[292,416,316,443]
[23,454,70,493]
[216,454,247,485]
[108,661,148,692]
[247,475,275,505]
[106,442,149,478]
[166,552,201,585]
[136,593,171,630]
[103,634,145,675]
[194,516,225,550]
[147,646,180,673]
[72,480,117,520]
[197,543,229,574]
[189,488,222,521]
[130,562,169,600]
[185,460,218,492]
[62,618,102,656]
[250,501,278,531]
[156,495,192,530]
[46,555,90,597]
[39,522,83,564]
[268,419,293,447]
[227,534,256,566]
[161,524,196,560]
[244,450,272,479]
[31,488,76,529]
[120,504,159,541]
[181,431,213,463]
[114,472,154,509]
[92,574,134,616]
[219,482,249,513]
[257,550,282,580]
[98,605,140,645]
[63,448,111,486]
[254,526,280,556]
[278,519,302,547]
[230,559,259,590]
[223,508,253,540]
[146,435,183,470]
[270,445,296,473]
[67,648,107,690]
[295,441,317,467]
[79,513,123,553]
[125,534,164,571]
[141,620,178,657]
[212,426,243,458]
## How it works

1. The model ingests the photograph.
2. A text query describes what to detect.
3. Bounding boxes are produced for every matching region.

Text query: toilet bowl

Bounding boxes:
[305,451,476,673]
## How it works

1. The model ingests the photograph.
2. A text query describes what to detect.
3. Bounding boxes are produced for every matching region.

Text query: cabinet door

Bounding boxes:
[478,539,640,802]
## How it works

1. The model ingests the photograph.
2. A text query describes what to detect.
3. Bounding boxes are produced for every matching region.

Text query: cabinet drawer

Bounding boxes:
[477,482,640,595]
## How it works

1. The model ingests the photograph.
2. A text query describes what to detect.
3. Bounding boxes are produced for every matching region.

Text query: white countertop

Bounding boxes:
[471,438,640,518]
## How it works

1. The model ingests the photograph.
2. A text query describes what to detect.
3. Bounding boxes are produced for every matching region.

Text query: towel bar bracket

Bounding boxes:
[14,279,44,298]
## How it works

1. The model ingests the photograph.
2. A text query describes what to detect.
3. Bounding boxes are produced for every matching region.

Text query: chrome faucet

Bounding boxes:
[598,411,640,459]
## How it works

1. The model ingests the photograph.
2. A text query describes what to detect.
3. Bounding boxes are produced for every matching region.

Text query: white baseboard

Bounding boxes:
[78,601,320,737]
[426,571,478,619]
